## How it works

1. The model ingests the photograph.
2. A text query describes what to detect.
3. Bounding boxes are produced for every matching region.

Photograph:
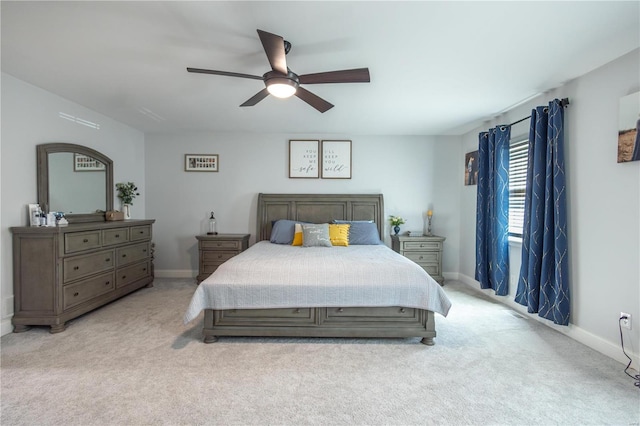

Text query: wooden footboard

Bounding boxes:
[202,306,436,345]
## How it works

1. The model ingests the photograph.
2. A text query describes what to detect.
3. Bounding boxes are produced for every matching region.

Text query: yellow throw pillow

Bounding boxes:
[329,224,350,246]
[292,223,303,246]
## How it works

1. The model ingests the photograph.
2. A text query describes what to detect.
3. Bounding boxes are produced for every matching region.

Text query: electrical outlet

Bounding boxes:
[620,312,632,330]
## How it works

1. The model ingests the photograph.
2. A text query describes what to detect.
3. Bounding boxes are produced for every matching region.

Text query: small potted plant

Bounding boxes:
[115,182,139,219]
[389,215,406,235]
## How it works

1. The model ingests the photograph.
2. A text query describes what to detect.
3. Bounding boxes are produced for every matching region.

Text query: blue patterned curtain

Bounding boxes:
[515,99,570,325]
[475,126,510,295]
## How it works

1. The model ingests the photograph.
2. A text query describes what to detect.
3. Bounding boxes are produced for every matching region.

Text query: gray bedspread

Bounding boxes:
[184,241,451,323]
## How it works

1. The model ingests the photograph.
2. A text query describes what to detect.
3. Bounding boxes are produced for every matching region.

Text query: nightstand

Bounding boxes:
[196,234,250,283]
[391,234,445,285]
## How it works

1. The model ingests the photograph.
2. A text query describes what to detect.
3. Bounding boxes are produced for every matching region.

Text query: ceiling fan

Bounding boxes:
[187,29,370,113]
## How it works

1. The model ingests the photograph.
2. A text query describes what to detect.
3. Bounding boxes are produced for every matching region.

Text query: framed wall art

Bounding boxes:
[464,150,478,185]
[185,154,219,172]
[289,140,319,178]
[74,154,105,171]
[617,91,640,163]
[321,140,352,179]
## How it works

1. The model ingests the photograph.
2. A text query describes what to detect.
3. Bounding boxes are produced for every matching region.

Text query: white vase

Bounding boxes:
[123,204,131,219]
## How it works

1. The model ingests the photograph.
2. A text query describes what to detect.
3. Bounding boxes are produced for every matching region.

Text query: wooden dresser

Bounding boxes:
[196,234,250,283]
[11,219,155,333]
[391,234,445,285]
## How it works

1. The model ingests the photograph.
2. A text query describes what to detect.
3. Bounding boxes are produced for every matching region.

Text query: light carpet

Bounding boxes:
[1,278,638,425]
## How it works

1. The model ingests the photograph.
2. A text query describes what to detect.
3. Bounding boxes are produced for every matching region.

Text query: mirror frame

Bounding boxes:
[37,143,113,223]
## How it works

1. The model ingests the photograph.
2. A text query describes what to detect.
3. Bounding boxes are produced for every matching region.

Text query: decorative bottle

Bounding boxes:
[207,212,218,235]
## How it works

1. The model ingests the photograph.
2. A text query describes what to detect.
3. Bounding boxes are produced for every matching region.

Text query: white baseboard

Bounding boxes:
[1,318,13,336]
[455,272,639,369]
[154,269,197,279]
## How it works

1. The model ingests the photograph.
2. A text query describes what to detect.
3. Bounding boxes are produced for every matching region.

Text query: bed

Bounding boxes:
[184,193,451,345]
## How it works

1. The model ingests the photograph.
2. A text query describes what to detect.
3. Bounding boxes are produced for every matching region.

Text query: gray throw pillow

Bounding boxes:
[333,220,382,245]
[302,223,332,247]
[270,219,307,244]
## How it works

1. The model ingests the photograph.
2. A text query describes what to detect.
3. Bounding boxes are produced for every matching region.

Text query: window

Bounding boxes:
[509,138,528,238]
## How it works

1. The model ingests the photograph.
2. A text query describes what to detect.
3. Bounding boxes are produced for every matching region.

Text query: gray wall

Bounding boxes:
[144,133,461,276]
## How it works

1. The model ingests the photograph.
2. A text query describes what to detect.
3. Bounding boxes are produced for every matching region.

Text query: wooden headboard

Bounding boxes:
[256,193,384,241]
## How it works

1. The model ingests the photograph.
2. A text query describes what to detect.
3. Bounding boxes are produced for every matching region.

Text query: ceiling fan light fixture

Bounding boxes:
[266,79,297,98]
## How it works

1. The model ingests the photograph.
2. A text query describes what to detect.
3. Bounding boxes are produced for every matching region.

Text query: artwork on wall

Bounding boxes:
[321,140,352,179]
[289,140,319,178]
[618,91,640,163]
[74,154,105,171]
[464,150,478,185]
[185,154,219,172]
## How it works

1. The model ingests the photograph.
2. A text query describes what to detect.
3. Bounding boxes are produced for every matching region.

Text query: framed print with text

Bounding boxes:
[289,140,319,178]
[321,140,352,179]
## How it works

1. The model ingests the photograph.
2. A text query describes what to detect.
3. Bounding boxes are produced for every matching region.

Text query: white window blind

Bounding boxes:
[509,139,529,237]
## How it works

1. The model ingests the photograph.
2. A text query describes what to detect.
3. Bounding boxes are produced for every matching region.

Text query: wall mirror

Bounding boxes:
[37,143,113,223]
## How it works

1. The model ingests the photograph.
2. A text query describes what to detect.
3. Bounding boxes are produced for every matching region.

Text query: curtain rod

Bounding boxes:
[506,98,570,128]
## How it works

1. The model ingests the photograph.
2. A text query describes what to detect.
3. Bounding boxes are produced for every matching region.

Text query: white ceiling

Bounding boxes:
[2,1,638,136]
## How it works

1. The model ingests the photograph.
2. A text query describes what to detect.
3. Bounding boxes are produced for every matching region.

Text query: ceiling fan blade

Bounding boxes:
[295,87,334,113]
[257,29,288,75]
[298,68,370,84]
[187,67,263,81]
[240,88,270,107]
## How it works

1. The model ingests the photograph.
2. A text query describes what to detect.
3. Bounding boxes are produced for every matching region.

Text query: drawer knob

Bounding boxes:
[419,256,424,260]
[217,255,223,259]
[139,231,144,234]
[122,254,127,258]
[122,275,126,279]
[106,258,111,262]
[338,308,344,313]
[420,244,425,247]
[73,266,80,270]
[105,281,110,286]
[143,268,147,272]
[294,308,300,314]
[83,238,89,243]
[115,234,120,238]
[143,249,147,253]
[73,292,79,297]
[400,308,406,313]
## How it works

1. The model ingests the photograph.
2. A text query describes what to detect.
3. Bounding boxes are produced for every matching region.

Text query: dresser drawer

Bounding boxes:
[116,242,150,267]
[117,261,151,288]
[102,228,130,246]
[402,241,442,251]
[63,272,115,310]
[201,240,241,250]
[203,251,237,263]
[404,252,440,264]
[422,264,441,277]
[64,231,101,254]
[130,225,151,241]
[63,250,114,282]
[202,263,224,275]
